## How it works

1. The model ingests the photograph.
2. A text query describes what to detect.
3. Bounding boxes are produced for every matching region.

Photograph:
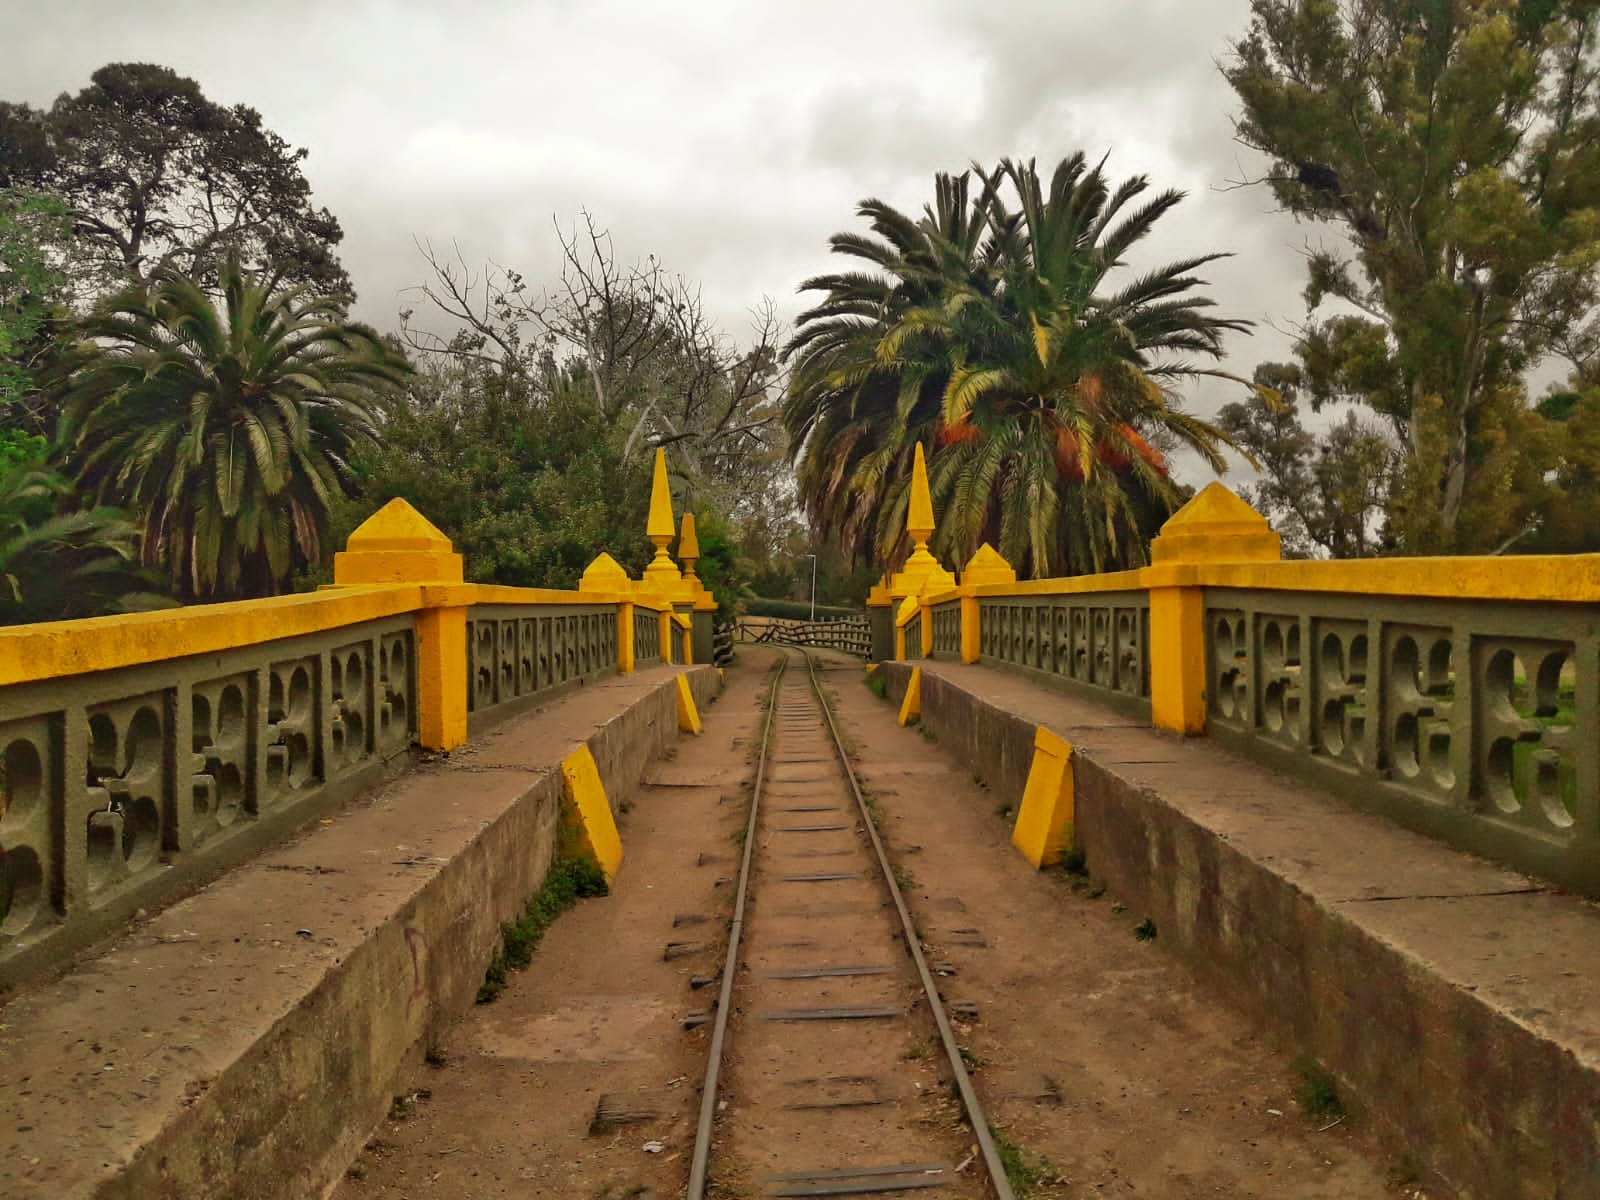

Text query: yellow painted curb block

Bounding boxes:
[560,744,622,881]
[676,674,703,734]
[897,667,921,726]
[864,663,879,676]
[1012,726,1074,869]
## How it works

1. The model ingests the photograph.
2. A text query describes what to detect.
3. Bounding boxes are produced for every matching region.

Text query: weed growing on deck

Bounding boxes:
[915,721,937,742]
[865,672,888,700]
[475,856,609,1003]
[1133,917,1157,941]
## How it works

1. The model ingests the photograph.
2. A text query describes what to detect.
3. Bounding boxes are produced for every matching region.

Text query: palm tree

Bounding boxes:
[786,153,1264,577]
[783,170,1003,561]
[57,259,408,600]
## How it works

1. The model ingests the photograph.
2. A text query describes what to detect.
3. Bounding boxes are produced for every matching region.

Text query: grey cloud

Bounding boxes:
[4,0,1322,490]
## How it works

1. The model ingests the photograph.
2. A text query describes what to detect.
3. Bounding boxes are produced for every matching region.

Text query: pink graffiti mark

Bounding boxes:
[404,926,426,1009]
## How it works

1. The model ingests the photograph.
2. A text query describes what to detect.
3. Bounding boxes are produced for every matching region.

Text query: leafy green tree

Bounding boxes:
[0,450,169,624]
[786,155,1260,577]
[57,259,405,601]
[0,188,74,430]
[1225,0,1600,550]
[330,355,656,589]
[0,63,348,293]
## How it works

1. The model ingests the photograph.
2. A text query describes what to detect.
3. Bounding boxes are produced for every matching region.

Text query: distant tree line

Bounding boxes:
[0,64,794,623]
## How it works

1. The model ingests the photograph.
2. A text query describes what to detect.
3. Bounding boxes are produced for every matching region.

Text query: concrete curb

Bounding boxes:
[1,665,719,1200]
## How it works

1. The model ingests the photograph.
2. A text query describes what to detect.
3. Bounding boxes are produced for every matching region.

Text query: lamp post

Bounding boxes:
[806,553,817,621]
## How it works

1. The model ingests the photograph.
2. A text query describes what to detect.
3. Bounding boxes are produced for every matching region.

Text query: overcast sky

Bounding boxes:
[3,0,1316,485]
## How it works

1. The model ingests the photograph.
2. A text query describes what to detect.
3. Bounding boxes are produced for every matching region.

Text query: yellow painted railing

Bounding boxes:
[0,449,716,985]
[871,477,1600,895]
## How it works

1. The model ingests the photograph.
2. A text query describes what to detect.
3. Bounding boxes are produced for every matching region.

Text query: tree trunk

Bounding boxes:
[1439,412,1469,541]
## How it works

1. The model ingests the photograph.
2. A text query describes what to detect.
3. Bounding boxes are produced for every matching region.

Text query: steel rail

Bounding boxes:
[685,655,787,1200]
[802,650,1016,1200]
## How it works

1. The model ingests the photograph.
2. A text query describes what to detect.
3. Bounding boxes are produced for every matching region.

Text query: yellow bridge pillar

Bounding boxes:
[581,552,636,675]
[1146,484,1280,735]
[958,544,1015,664]
[333,499,468,751]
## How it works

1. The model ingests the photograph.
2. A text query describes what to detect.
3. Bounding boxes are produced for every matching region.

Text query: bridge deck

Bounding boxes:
[332,649,1409,1199]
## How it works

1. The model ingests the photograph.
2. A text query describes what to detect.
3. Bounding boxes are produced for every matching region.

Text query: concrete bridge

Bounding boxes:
[1,447,1597,1199]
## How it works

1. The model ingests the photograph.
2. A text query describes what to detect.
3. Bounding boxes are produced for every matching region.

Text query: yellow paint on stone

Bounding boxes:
[334,499,469,751]
[676,674,702,734]
[579,552,632,593]
[1012,726,1075,868]
[959,543,1015,663]
[560,744,622,881]
[416,605,469,750]
[642,448,682,592]
[0,586,424,687]
[1149,482,1280,565]
[1147,484,1279,737]
[334,498,463,584]
[897,666,921,726]
[678,512,701,565]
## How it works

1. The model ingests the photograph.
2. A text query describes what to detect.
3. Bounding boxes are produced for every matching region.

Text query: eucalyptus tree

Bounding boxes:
[58,259,407,600]
[1226,0,1600,550]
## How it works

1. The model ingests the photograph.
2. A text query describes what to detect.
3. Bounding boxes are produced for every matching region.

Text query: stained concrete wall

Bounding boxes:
[882,660,1600,1200]
[1,664,718,1200]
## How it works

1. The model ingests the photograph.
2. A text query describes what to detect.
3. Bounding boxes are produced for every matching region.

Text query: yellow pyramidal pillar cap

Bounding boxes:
[961,543,1016,589]
[1149,483,1280,565]
[579,551,633,594]
[888,442,954,598]
[642,447,682,591]
[333,498,462,584]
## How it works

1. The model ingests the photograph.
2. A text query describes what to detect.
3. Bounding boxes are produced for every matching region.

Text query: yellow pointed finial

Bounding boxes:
[885,442,954,599]
[678,512,700,578]
[907,442,935,546]
[642,446,682,589]
[647,447,675,543]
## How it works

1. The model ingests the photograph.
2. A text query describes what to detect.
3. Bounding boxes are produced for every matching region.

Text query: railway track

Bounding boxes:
[687,651,1013,1199]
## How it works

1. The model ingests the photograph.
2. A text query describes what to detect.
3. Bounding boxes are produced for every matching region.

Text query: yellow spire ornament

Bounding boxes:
[887,443,955,598]
[678,512,701,579]
[641,447,682,590]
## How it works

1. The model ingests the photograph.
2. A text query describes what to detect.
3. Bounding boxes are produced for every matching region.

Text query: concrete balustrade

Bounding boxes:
[875,469,1600,896]
[0,452,715,989]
